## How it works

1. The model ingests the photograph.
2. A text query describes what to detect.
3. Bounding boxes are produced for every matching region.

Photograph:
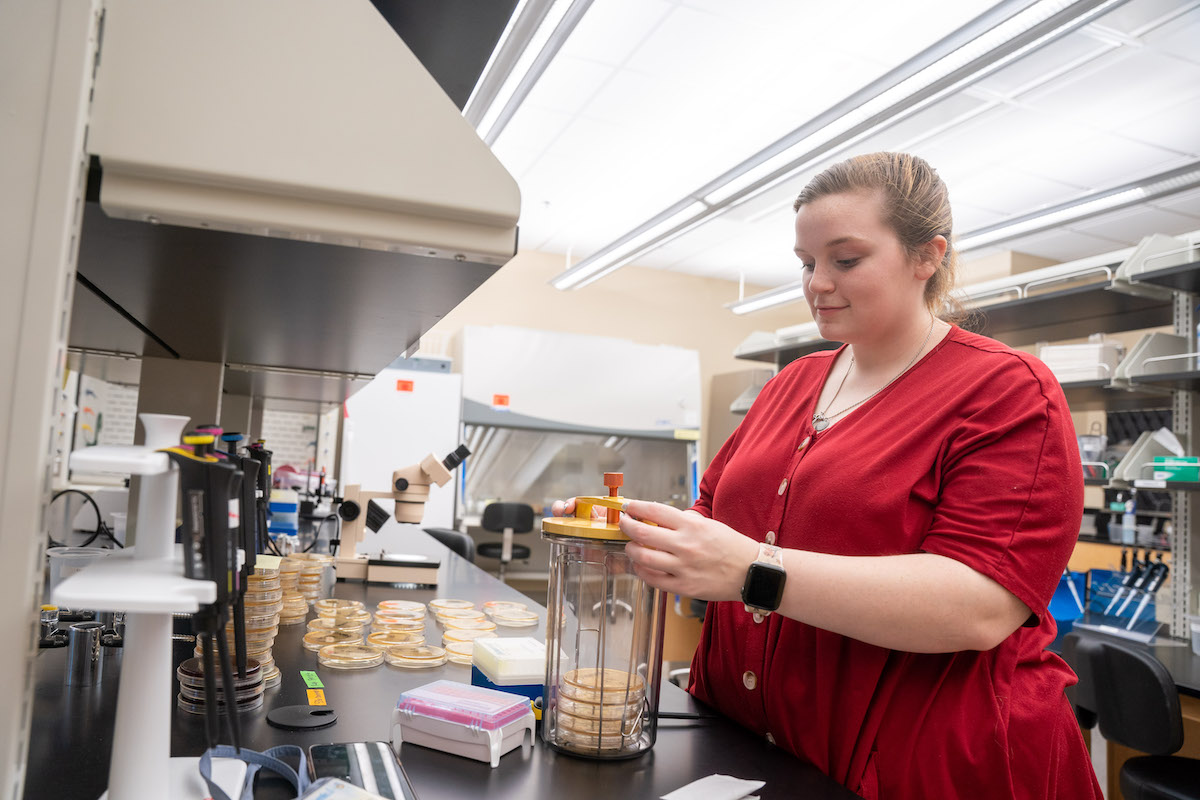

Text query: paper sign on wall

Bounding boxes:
[492,394,510,410]
[396,379,414,392]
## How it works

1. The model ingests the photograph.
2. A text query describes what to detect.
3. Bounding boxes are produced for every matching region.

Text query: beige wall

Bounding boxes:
[424,250,805,465]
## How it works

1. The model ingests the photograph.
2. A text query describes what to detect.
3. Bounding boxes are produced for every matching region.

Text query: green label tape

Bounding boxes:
[301,670,324,689]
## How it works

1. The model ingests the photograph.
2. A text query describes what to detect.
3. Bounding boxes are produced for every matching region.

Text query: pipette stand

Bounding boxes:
[54,413,236,800]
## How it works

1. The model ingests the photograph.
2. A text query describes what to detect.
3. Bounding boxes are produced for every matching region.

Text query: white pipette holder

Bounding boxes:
[53,414,233,800]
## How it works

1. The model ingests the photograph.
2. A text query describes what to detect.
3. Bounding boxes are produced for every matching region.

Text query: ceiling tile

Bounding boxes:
[1020,49,1200,131]
[971,29,1113,97]
[1014,132,1187,190]
[1151,187,1200,218]
[491,105,576,168]
[1114,94,1200,156]
[518,55,617,117]
[985,228,1127,262]
[1090,0,1197,36]
[949,164,1086,217]
[1141,8,1200,65]
[1064,204,1200,242]
[556,0,675,67]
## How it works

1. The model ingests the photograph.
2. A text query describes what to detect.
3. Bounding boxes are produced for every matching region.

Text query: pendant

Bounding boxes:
[812,412,829,432]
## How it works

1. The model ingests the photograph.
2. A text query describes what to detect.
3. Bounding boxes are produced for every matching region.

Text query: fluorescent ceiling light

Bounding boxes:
[956,160,1200,252]
[726,281,807,316]
[551,0,1130,290]
[552,201,709,289]
[463,0,593,145]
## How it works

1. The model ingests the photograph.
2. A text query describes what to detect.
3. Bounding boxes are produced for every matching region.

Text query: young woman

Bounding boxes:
[611,153,1100,798]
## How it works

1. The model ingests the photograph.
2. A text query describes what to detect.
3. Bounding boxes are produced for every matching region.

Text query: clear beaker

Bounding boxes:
[541,489,666,759]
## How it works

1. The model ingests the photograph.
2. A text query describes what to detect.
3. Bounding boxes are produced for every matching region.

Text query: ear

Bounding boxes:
[913,235,947,281]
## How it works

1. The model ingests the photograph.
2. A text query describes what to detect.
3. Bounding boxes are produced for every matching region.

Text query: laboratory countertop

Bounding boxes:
[1049,625,1200,699]
[24,539,861,800]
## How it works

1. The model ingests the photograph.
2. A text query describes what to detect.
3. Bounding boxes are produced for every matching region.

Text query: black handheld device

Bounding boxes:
[307,742,419,800]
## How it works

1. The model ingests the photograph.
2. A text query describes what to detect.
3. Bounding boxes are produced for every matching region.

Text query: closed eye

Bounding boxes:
[836,258,860,268]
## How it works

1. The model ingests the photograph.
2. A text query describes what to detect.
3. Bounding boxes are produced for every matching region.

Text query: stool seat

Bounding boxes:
[1121,756,1200,800]
[478,542,530,561]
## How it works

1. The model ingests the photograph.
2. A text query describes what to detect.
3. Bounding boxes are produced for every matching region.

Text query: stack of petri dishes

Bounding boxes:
[278,557,302,592]
[279,589,309,625]
[196,566,283,687]
[553,667,647,755]
[489,607,539,629]
[316,598,371,627]
[303,629,361,652]
[176,656,265,716]
[444,641,474,666]
[297,560,324,605]
[317,643,384,670]
[442,627,497,647]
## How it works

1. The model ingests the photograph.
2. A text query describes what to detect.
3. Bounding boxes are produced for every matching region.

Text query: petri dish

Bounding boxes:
[383,644,447,669]
[555,707,644,736]
[318,608,372,626]
[554,726,638,755]
[376,600,425,614]
[555,695,643,722]
[262,665,281,687]
[303,630,360,652]
[370,618,425,633]
[442,628,498,645]
[252,566,280,579]
[559,669,645,705]
[367,630,425,648]
[490,608,539,628]
[315,598,364,614]
[483,600,527,616]
[444,641,474,665]
[427,598,474,613]
[243,600,284,616]
[177,692,265,716]
[435,608,486,623]
[375,607,426,622]
[442,618,497,633]
[307,617,366,635]
[246,574,281,591]
[317,643,384,670]
[244,588,284,604]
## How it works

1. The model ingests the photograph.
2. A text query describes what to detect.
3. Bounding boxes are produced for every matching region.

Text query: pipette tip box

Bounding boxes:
[391,680,534,768]
[470,636,544,699]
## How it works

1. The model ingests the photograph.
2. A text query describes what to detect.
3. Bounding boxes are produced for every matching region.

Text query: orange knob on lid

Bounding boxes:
[603,472,623,524]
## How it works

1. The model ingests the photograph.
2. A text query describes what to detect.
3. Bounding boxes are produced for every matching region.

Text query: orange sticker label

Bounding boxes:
[396,379,414,392]
[307,688,326,706]
[492,394,510,407]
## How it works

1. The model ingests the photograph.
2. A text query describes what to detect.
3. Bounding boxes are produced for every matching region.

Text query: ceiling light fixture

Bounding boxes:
[956,160,1200,252]
[550,0,1131,291]
[726,282,807,316]
[463,0,594,146]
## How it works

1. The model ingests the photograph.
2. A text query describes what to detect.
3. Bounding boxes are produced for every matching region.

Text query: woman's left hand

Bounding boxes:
[619,500,760,601]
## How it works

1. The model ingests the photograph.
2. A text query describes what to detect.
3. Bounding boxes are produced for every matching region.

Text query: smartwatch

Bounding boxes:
[741,542,786,619]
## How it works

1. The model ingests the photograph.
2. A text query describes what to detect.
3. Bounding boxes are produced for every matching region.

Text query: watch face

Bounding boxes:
[741,563,786,611]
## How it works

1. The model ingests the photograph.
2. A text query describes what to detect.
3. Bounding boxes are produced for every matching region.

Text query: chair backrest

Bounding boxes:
[422,527,475,562]
[481,502,534,534]
[1062,631,1184,755]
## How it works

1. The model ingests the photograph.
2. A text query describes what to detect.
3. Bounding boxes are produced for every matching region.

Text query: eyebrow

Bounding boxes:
[793,235,869,255]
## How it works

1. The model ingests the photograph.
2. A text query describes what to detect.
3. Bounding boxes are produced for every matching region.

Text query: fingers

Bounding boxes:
[622,499,694,528]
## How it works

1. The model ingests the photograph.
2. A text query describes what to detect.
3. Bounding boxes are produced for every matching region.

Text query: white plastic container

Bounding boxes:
[1038,340,1124,383]
[391,680,534,768]
[1189,615,1200,657]
[471,637,545,707]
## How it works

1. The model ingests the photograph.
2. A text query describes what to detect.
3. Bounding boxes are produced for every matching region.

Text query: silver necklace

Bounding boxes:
[812,316,936,433]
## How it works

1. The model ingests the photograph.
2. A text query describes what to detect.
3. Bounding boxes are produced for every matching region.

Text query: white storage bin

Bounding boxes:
[1039,340,1124,383]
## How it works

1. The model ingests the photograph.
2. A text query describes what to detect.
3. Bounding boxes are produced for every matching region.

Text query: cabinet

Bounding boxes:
[732,233,1200,637]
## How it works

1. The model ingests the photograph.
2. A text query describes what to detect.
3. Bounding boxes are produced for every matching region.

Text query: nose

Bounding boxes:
[805,261,835,295]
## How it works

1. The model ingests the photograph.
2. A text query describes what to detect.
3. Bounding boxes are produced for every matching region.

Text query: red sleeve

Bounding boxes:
[920,355,1083,620]
[691,415,742,520]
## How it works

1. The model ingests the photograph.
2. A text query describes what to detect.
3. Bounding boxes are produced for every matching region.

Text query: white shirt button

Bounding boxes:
[797,436,811,450]
[742,671,757,690]
[778,479,788,495]
[766,732,776,745]
[766,531,776,545]
[753,612,764,624]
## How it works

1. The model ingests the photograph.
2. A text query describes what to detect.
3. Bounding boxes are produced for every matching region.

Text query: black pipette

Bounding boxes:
[1125,558,1169,630]
[1104,556,1147,615]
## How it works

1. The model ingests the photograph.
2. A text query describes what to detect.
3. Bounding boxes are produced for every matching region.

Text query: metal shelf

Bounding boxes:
[971,281,1173,348]
[1129,370,1200,392]
[1128,259,1200,294]
[1059,378,1171,411]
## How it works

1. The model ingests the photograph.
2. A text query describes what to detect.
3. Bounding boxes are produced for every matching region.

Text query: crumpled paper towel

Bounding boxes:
[660,774,765,800]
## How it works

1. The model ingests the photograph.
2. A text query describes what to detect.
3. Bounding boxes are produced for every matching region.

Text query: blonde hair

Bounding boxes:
[793,152,963,321]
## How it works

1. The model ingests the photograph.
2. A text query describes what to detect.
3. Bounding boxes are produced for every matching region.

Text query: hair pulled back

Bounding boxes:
[794,152,962,321]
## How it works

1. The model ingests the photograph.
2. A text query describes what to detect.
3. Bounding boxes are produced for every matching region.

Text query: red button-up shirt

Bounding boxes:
[689,326,1101,799]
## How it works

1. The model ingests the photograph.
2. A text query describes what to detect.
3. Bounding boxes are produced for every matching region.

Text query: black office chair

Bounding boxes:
[1063,631,1200,800]
[422,527,475,563]
[476,502,534,583]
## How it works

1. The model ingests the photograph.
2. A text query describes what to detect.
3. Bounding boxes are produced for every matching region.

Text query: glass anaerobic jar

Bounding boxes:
[541,474,667,759]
